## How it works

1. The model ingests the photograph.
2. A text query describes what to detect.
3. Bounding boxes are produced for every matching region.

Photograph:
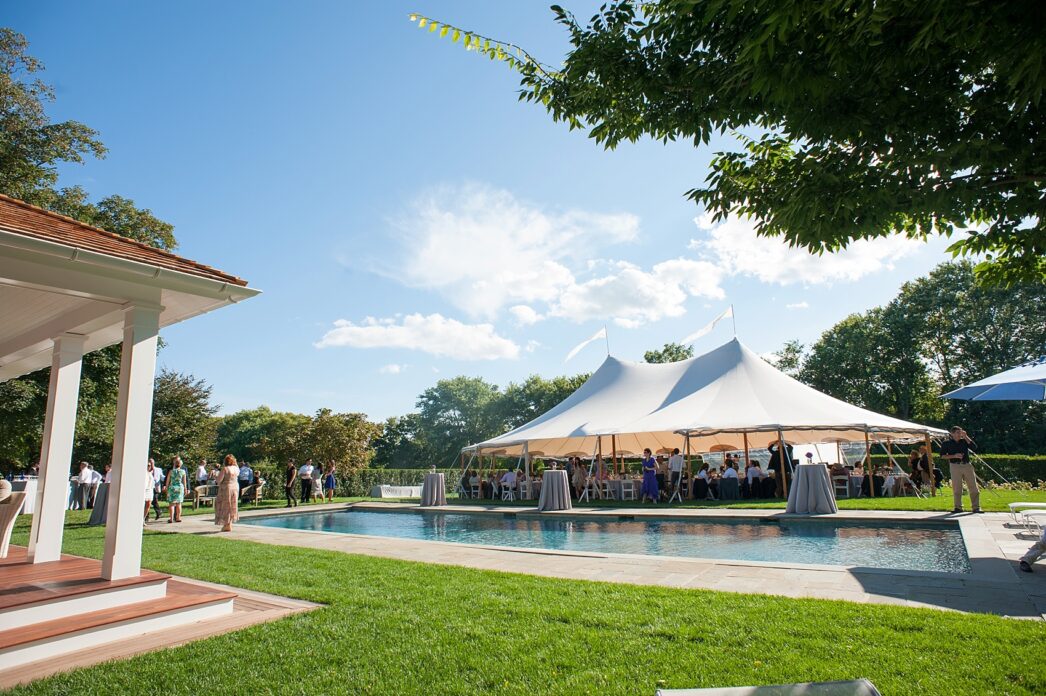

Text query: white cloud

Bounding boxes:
[315,313,520,361]
[372,183,740,330]
[509,305,543,326]
[389,182,639,319]
[525,340,541,353]
[691,213,923,285]
[786,301,809,310]
[378,363,406,374]
[550,259,725,327]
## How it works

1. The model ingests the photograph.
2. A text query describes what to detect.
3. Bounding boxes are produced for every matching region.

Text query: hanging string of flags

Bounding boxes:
[564,326,608,363]
[680,305,735,345]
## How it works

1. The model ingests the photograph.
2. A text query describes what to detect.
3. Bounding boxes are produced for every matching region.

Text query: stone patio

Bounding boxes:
[164,501,1046,620]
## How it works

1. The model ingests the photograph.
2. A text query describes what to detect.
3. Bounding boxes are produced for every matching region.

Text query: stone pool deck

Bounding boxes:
[166,502,1046,620]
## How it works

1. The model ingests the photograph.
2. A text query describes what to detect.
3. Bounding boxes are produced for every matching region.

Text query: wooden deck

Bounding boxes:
[0,546,319,688]
[0,546,169,611]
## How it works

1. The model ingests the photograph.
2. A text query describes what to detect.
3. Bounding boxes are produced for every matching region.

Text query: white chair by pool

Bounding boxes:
[580,478,600,502]
[1021,510,1046,533]
[601,480,616,501]
[501,485,515,502]
[1010,502,1046,523]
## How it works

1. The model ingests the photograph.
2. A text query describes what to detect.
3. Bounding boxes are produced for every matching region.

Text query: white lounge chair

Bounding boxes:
[656,679,881,695]
[1020,509,1046,533]
[1009,502,1046,523]
[0,492,27,558]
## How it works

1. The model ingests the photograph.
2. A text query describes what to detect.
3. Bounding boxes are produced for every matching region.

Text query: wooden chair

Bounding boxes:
[192,484,216,510]
[241,483,265,506]
[0,492,26,558]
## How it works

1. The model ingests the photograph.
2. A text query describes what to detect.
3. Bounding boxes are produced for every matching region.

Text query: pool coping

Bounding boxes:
[166,501,1046,619]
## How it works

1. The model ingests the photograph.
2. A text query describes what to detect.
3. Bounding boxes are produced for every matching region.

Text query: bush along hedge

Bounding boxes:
[867,453,1046,483]
[246,461,432,500]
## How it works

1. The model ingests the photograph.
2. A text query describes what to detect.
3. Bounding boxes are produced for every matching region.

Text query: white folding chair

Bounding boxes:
[620,480,636,501]
[501,484,516,501]
[832,475,850,499]
[601,480,616,501]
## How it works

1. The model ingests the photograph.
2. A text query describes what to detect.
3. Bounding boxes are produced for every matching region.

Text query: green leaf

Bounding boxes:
[451,29,460,43]
[417,17,427,29]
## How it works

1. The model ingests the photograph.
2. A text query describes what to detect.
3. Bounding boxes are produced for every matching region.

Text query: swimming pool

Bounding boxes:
[242,509,971,574]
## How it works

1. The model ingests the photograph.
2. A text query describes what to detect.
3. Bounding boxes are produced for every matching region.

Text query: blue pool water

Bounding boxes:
[242,510,971,573]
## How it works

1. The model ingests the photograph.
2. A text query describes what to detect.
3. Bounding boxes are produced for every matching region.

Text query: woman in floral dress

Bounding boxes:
[165,456,186,523]
[214,454,240,532]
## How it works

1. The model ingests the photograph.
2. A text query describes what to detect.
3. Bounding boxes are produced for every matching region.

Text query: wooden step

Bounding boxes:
[0,580,236,670]
[0,580,237,651]
[0,547,169,613]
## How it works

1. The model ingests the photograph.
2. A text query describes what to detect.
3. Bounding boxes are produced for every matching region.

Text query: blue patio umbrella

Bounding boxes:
[942,356,1046,401]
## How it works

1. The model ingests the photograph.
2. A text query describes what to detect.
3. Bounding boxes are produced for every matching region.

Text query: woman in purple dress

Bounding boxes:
[640,448,658,504]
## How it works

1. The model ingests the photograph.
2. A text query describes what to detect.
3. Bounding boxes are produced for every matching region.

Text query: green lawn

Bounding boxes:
[7,514,1045,695]
[455,486,1046,513]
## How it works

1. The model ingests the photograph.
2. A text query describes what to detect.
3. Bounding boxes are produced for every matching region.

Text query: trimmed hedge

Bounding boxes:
[868,453,1046,483]
[248,461,431,499]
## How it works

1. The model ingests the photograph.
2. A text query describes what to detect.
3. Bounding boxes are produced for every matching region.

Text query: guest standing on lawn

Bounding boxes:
[165,456,186,524]
[215,454,240,532]
[323,462,336,502]
[284,459,298,507]
[640,448,658,504]
[299,458,315,503]
[940,426,981,513]
[143,461,157,524]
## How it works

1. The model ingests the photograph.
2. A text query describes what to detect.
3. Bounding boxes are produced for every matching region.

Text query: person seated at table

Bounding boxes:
[482,473,496,499]
[908,447,933,489]
[860,468,885,497]
[500,468,517,493]
[571,460,586,497]
[695,464,717,499]
[468,470,480,494]
[722,463,738,480]
[829,462,847,477]
[458,470,471,498]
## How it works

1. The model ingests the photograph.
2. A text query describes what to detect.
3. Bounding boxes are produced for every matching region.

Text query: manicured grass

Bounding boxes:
[8,516,1045,695]
[458,486,1046,513]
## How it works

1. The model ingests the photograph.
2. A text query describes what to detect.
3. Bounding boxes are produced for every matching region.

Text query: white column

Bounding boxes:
[27,334,85,564]
[101,305,160,580]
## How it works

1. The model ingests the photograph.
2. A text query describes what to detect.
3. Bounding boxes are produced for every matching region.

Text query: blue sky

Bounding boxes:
[9,1,956,420]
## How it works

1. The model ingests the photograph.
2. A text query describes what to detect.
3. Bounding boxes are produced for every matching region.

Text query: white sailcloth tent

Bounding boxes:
[467,338,945,458]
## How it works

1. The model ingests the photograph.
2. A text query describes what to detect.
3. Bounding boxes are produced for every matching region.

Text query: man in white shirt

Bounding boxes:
[238,462,254,492]
[73,462,92,510]
[722,464,739,479]
[196,459,209,485]
[668,448,685,497]
[148,458,164,520]
[86,465,104,508]
[298,459,315,503]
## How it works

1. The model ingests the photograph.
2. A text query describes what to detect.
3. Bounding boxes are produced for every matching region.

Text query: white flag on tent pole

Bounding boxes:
[680,306,733,345]
[564,327,607,363]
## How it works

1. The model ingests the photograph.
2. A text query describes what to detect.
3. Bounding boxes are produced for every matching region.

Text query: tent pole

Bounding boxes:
[611,434,618,476]
[864,429,874,498]
[685,434,693,499]
[777,430,788,499]
[924,432,936,497]
[743,433,750,468]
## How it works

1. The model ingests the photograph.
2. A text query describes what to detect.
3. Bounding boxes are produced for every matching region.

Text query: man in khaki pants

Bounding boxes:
[940,426,981,513]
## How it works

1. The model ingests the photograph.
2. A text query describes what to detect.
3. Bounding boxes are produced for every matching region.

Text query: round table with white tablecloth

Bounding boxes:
[537,469,571,512]
[420,472,447,507]
[786,463,838,514]
[9,478,38,514]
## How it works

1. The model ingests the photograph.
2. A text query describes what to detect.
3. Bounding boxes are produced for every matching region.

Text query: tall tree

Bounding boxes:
[0,29,183,471]
[412,2,1046,284]
[214,406,311,465]
[301,409,382,472]
[372,414,434,469]
[149,370,218,465]
[415,376,504,467]
[643,342,694,364]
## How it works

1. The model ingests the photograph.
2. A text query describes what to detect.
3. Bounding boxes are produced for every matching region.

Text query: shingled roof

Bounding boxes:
[0,193,249,287]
